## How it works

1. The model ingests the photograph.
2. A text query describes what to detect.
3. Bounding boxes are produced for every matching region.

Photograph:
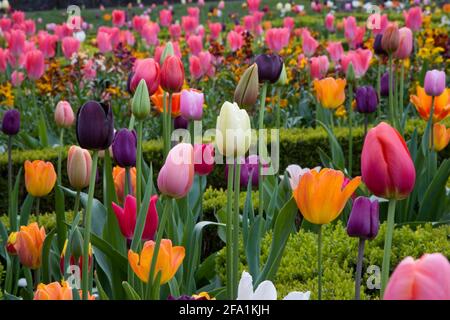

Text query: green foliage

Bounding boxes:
[215,221,450,300]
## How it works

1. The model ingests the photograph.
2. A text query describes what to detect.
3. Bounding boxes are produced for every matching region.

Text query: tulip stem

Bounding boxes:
[388,54,395,129]
[125,167,131,198]
[275,87,281,129]
[399,63,405,133]
[355,238,365,300]
[317,224,323,300]
[258,82,268,217]
[136,121,143,220]
[348,81,353,176]
[81,150,99,300]
[73,190,80,218]
[429,97,435,151]
[364,114,368,138]
[377,58,381,119]
[162,92,168,158]
[8,135,16,231]
[381,199,396,298]
[23,267,33,295]
[226,163,235,300]
[57,129,64,185]
[35,197,40,226]
[232,162,241,299]
[167,93,173,154]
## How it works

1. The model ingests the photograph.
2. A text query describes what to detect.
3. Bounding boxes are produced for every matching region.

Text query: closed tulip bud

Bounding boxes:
[234,63,259,108]
[160,55,185,93]
[347,197,379,240]
[76,101,114,150]
[67,145,92,190]
[254,54,283,83]
[129,58,160,95]
[6,232,17,255]
[2,109,20,135]
[180,89,204,120]
[380,71,394,97]
[59,229,92,278]
[313,77,347,109]
[157,143,195,199]
[355,86,378,113]
[24,160,56,197]
[14,222,46,269]
[132,79,151,120]
[160,41,174,65]
[394,27,413,60]
[276,63,288,85]
[194,143,215,176]
[346,62,355,82]
[216,101,252,158]
[424,70,446,97]
[373,34,386,55]
[381,23,399,54]
[361,122,416,200]
[112,129,137,167]
[54,100,75,128]
[433,123,450,152]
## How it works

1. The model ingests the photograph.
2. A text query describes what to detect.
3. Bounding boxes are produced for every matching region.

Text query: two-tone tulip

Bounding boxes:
[160,55,185,93]
[76,101,114,150]
[24,160,56,197]
[381,23,400,54]
[313,77,346,109]
[6,232,17,255]
[2,109,20,135]
[14,222,46,269]
[112,129,137,168]
[67,146,92,190]
[234,63,259,108]
[54,101,75,128]
[347,196,379,240]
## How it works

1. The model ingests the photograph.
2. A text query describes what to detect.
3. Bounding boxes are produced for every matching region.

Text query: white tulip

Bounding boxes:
[216,102,251,158]
[284,3,292,12]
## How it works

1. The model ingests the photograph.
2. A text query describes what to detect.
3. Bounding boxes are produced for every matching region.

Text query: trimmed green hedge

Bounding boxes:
[0,120,448,214]
[215,221,450,300]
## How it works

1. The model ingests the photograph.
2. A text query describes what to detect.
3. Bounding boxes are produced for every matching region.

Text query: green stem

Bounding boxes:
[81,150,99,300]
[232,162,241,299]
[381,199,397,298]
[355,238,365,300]
[348,82,353,176]
[189,121,195,145]
[24,267,33,296]
[429,97,435,151]
[258,83,268,217]
[317,224,323,300]
[388,54,394,128]
[34,268,41,287]
[399,63,405,132]
[226,163,235,299]
[275,87,281,129]
[162,92,168,158]
[35,197,40,226]
[8,135,16,231]
[57,129,64,185]
[136,121,143,218]
[167,92,173,151]
[73,190,80,217]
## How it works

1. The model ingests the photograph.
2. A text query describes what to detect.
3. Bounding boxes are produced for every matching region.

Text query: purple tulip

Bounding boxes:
[174,116,189,130]
[112,129,137,167]
[355,86,378,113]
[225,155,269,188]
[254,54,283,83]
[380,71,394,97]
[424,70,445,97]
[347,196,379,240]
[76,101,114,150]
[373,34,386,56]
[2,109,20,136]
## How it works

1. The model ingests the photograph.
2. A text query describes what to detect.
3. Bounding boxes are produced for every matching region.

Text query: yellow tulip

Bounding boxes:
[293,168,361,225]
[313,77,347,109]
[128,239,185,284]
[24,160,57,197]
[15,222,46,269]
[433,123,450,152]
[410,86,450,123]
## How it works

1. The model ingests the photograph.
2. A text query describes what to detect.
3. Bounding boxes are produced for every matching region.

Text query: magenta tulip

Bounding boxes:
[403,7,422,32]
[159,9,173,27]
[194,144,215,176]
[325,13,335,32]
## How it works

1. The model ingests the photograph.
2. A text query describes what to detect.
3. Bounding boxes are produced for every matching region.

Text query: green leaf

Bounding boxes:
[41,228,56,283]
[38,110,49,147]
[246,216,264,279]
[122,281,141,300]
[317,121,345,170]
[54,185,66,253]
[94,272,110,300]
[19,194,34,227]
[9,168,22,231]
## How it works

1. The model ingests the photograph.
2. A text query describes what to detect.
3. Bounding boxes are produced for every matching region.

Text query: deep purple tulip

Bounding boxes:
[225,155,269,188]
[112,128,137,167]
[76,101,114,150]
[380,71,394,97]
[174,115,188,130]
[2,109,20,135]
[347,196,379,240]
[355,86,378,113]
[126,72,134,94]
[373,34,386,56]
[254,54,283,83]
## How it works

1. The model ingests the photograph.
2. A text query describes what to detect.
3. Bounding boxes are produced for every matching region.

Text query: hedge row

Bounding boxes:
[0,119,448,214]
[215,221,450,300]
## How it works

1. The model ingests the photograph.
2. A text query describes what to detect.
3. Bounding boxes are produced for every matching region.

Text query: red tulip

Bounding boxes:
[160,55,184,93]
[361,122,415,200]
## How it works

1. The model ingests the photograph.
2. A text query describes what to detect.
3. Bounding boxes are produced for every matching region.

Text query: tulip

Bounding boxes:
[373,34,386,55]
[128,239,185,284]
[227,30,244,52]
[2,109,20,135]
[160,55,184,93]
[6,232,17,255]
[347,197,379,240]
[380,71,394,97]
[355,86,378,113]
[325,13,335,32]
[180,89,204,120]
[61,36,80,59]
[38,32,57,58]
[151,87,181,117]
[112,195,158,241]
[7,29,25,56]
[132,79,151,120]
[265,28,290,53]
[410,86,449,123]
[59,235,92,278]
[187,35,203,55]
[381,23,399,54]
[313,77,346,109]
[340,49,372,79]
[76,101,114,150]
[24,160,56,197]
[112,10,126,27]
[33,281,95,300]
[254,54,283,83]
[394,27,413,60]
[209,22,222,40]
[67,146,92,190]
[11,70,24,87]
[159,9,172,27]
[216,102,252,158]
[403,7,422,32]
[424,70,446,97]
[301,32,318,58]
[285,165,321,190]
[157,143,194,199]
[24,49,45,80]
[326,41,344,63]
[129,58,160,95]
[0,48,7,73]
[310,56,329,80]
[189,55,203,80]
[169,23,182,40]
[113,166,136,203]
[181,16,198,35]
[112,129,137,168]
[370,14,388,35]
[14,222,46,269]
[234,63,259,108]
[97,31,112,53]
[194,144,215,176]
[433,123,450,152]
[54,101,74,128]
[141,22,160,46]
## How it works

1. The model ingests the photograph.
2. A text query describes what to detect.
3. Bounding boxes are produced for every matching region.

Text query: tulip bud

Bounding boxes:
[67,145,92,190]
[6,232,17,255]
[160,41,174,65]
[394,27,413,60]
[15,222,46,269]
[424,70,446,97]
[112,129,137,168]
[174,115,189,129]
[373,34,386,56]
[433,123,450,152]
[180,89,204,120]
[347,196,379,240]
[355,86,378,113]
[160,55,185,93]
[2,109,20,135]
[54,100,75,128]
[76,101,114,150]
[234,63,259,108]
[276,63,288,85]
[346,62,355,83]
[381,23,400,54]
[24,160,57,197]
[254,53,283,83]
[194,144,215,176]
[60,229,92,278]
[132,79,151,120]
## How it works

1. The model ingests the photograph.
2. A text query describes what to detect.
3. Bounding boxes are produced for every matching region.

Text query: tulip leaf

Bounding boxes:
[246,215,264,279]
[41,228,56,284]
[9,168,22,232]
[54,185,66,253]
[86,230,128,273]
[195,252,218,283]
[19,194,34,227]
[317,121,345,171]
[38,110,49,148]
[94,272,110,300]
[242,176,254,248]
[0,219,8,260]
[122,281,141,300]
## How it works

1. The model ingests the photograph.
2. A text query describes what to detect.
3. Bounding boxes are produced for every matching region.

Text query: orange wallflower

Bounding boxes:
[14,222,46,269]
[433,123,450,152]
[313,77,346,109]
[24,160,57,197]
[293,168,361,225]
[112,166,136,204]
[410,86,450,123]
[34,281,95,300]
[151,86,181,117]
[128,239,185,284]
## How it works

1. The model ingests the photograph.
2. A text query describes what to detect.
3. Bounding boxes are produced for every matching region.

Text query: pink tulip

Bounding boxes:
[198,0,205,7]
[121,30,135,47]
[189,55,203,80]
[394,27,413,60]
[187,7,200,20]
[327,41,344,63]
[227,30,244,52]
[243,15,262,35]
[370,14,389,35]
[350,26,365,49]
[54,101,75,128]
[310,55,329,80]
[0,18,12,33]
[325,13,335,32]
[0,48,8,72]
[169,23,182,40]
[181,16,198,35]
[209,22,222,40]
[218,0,225,10]
[141,22,160,47]
[61,37,80,59]
[157,143,194,199]
[112,195,159,241]
[247,0,261,13]
[283,17,295,31]
[11,71,24,87]
[159,9,172,27]
[24,49,45,80]
[130,58,160,95]
[180,89,204,120]
[154,42,181,64]
[403,7,422,32]
[7,29,25,56]
[12,11,25,25]
[341,49,373,78]
[54,23,73,41]
[343,16,358,41]
[24,19,35,35]
[112,10,126,27]
[97,31,112,53]
[198,51,214,77]
[384,253,450,300]
[38,32,57,58]
[194,144,215,176]
[265,28,290,53]
[424,70,446,97]
[187,35,203,55]
[100,26,121,48]
[302,32,318,58]
[82,59,96,81]
[132,15,148,33]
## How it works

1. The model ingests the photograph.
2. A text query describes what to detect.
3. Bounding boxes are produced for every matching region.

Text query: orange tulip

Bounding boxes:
[112,166,136,203]
[151,86,181,117]
[33,281,95,300]
[410,86,450,123]
[433,123,450,152]
[128,239,185,284]
[313,77,346,109]
[14,222,46,269]
[293,168,361,224]
[24,160,57,197]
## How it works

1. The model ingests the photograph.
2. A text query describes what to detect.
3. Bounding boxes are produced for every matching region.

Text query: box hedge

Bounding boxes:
[215,221,450,300]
